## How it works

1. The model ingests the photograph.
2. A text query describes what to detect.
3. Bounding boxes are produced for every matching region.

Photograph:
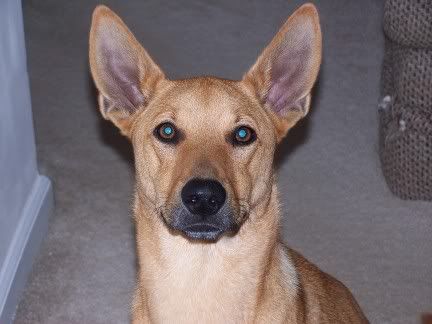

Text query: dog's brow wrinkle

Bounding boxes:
[156,110,176,120]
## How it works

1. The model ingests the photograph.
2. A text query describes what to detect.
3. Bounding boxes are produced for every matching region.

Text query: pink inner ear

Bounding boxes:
[98,29,145,113]
[266,25,314,116]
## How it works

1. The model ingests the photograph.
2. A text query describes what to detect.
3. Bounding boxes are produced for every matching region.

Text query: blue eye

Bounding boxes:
[237,128,247,139]
[155,122,178,143]
[233,126,256,145]
[163,126,173,135]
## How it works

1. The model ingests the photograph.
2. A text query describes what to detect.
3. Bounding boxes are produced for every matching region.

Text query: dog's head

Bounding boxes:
[89,4,321,242]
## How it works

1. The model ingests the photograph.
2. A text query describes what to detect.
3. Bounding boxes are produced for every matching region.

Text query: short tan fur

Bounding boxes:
[89,4,368,323]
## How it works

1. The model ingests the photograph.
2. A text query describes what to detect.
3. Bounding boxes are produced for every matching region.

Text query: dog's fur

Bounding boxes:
[89,3,368,323]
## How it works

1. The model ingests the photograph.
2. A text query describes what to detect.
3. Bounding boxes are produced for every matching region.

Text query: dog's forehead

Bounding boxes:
[163,78,256,128]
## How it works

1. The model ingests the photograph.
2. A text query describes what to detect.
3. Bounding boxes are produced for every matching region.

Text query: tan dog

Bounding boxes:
[89,3,368,323]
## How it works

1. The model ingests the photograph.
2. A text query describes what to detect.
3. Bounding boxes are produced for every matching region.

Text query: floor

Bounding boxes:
[15,0,432,323]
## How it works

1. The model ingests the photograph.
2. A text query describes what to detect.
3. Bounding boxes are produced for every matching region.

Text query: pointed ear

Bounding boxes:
[242,3,322,140]
[89,5,165,136]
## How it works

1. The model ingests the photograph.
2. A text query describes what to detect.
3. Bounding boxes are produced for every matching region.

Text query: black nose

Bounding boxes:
[181,179,226,217]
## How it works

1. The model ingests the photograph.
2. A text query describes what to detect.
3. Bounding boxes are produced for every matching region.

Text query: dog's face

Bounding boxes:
[89,4,321,241]
[130,78,277,241]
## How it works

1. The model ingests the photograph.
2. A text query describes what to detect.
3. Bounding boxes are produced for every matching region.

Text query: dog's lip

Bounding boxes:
[182,223,224,241]
[184,223,221,233]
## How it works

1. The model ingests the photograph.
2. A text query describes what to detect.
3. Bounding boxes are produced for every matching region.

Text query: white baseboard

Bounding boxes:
[0,175,53,324]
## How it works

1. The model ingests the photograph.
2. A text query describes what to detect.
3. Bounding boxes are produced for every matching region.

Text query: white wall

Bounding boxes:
[0,0,53,322]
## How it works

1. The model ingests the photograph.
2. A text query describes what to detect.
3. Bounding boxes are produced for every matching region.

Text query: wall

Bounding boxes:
[0,0,53,322]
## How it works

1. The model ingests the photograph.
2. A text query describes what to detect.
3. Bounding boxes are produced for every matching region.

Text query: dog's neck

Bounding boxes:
[133,184,297,323]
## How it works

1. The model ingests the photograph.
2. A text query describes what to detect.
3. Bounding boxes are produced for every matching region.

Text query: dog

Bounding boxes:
[89,3,368,323]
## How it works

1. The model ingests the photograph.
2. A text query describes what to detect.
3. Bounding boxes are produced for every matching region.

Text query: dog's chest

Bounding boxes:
[149,273,251,323]
[142,241,261,323]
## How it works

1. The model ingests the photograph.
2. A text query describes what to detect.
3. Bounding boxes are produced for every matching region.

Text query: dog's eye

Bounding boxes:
[154,122,178,143]
[232,126,256,146]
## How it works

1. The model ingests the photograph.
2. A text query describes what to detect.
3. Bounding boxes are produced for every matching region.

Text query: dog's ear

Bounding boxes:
[243,3,321,141]
[89,5,164,136]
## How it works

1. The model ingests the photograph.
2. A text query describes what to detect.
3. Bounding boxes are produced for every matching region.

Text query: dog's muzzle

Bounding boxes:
[168,178,238,242]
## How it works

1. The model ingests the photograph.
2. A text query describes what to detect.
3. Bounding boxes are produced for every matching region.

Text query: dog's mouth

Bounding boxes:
[182,223,224,241]
[160,202,241,242]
